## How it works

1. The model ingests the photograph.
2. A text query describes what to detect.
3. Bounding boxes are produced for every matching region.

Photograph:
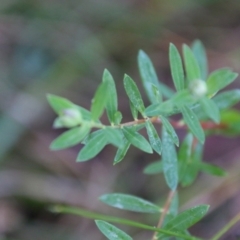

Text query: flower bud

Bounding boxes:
[188,79,207,98]
[59,108,82,127]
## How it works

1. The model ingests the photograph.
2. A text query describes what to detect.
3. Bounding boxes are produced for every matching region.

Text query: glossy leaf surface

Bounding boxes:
[200,97,220,123]
[95,220,132,240]
[143,161,163,175]
[91,80,110,121]
[103,69,118,125]
[183,44,201,82]
[169,43,185,91]
[47,94,75,114]
[123,75,145,115]
[207,68,238,97]
[50,126,90,150]
[181,106,205,144]
[191,40,208,80]
[104,128,123,148]
[145,119,161,155]
[77,129,107,161]
[122,127,152,153]
[163,205,209,232]
[138,50,162,103]
[213,89,240,110]
[160,116,179,146]
[162,127,178,190]
[99,193,160,213]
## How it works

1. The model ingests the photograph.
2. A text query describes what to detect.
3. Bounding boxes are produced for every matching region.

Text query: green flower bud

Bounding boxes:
[59,108,82,128]
[188,79,207,98]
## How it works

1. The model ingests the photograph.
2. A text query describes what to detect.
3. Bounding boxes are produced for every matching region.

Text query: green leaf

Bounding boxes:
[151,83,162,103]
[129,101,138,120]
[103,69,118,125]
[104,128,123,148]
[207,68,238,97]
[199,162,226,177]
[183,44,201,82]
[50,126,90,150]
[160,116,179,146]
[99,193,160,213]
[122,127,153,153]
[47,94,76,114]
[91,80,110,121]
[178,133,193,185]
[95,220,132,240]
[138,50,162,103]
[113,136,130,165]
[162,126,178,190]
[200,97,220,123]
[123,75,145,115]
[144,101,177,117]
[163,205,209,232]
[169,43,185,91]
[181,106,205,144]
[114,111,123,125]
[77,129,108,162]
[191,40,208,80]
[213,89,240,110]
[145,119,161,155]
[143,160,163,175]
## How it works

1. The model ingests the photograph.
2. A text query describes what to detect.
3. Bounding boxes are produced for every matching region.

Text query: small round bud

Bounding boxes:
[59,108,82,127]
[188,79,207,98]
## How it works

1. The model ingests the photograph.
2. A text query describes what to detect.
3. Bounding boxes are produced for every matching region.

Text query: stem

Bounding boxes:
[210,212,240,240]
[50,205,201,240]
[152,190,176,240]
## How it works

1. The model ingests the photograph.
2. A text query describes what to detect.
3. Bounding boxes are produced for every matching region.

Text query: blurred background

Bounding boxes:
[0,0,240,239]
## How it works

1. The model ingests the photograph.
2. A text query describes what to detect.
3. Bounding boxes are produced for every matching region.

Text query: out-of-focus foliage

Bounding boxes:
[0,1,240,239]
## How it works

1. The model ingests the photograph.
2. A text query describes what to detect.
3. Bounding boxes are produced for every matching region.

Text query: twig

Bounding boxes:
[152,190,176,240]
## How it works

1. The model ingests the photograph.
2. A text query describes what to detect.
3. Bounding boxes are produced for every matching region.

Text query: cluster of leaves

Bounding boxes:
[48,40,240,239]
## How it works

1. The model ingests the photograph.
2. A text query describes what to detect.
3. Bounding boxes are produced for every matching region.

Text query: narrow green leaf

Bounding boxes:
[183,44,201,82]
[213,89,240,110]
[122,127,153,153]
[143,161,163,175]
[178,133,193,185]
[114,111,123,125]
[163,205,209,232]
[207,68,238,97]
[123,75,145,115]
[169,43,185,91]
[91,81,110,121]
[162,126,178,190]
[144,101,177,117]
[95,220,132,240]
[104,128,123,148]
[50,126,90,150]
[113,137,130,165]
[77,129,108,161]
[47,94,75,114]
[160,116,179,146]
[169,193,179,217]
[99,193,160,213]
[103,69,118,125]
[191,40,208,80]
[47,94,92,121]
[82,129,103,144]
[138,50,162,103]
[181,106,205,144]
[199,162,226,177]
[129,101,138,120]
[145,119,162,155]
[151,83,162,103]
[200,97,220,123]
